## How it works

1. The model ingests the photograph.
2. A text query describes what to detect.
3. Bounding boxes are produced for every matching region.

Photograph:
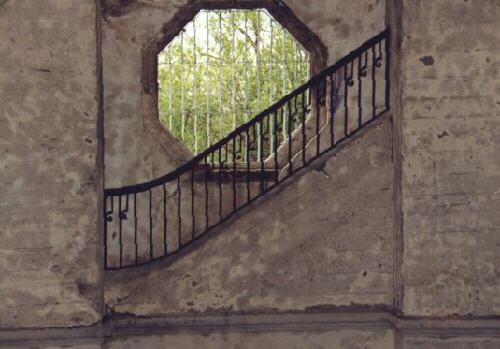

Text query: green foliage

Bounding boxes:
[158,9,310,154]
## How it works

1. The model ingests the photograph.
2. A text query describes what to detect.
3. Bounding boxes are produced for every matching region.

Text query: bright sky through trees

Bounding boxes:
[158,9,310,154]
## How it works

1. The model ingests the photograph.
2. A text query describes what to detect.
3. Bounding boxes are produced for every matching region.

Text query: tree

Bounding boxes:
[158,9,310,155]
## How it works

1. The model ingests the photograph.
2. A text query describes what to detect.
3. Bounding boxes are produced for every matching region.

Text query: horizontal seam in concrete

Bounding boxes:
[2,311,500,346]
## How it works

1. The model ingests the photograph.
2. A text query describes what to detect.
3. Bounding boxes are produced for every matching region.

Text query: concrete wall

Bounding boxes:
[103,0,189,189]
[0,0,102,328]
[102,0,386,187]
[104,115,394,315]
[3,0,500,346]
[394,0,500,316]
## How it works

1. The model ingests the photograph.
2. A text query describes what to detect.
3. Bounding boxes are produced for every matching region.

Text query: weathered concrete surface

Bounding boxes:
[404,338,500,349]
[286,0,386,64]
[103,0,190,188]
[102,0,386,187]
[104,115,394,315]
[0,0,102,328]
[107,329,394,349]
[395,0,500,316]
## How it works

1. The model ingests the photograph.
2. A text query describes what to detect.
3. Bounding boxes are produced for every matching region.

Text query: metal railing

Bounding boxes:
[104,29,390,270]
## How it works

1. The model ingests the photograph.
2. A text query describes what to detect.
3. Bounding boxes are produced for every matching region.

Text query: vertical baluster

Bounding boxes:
[344,63,353,137]
[177,176,181,249]
[385,37,391,111]
[181,30,185,140]
[191,168,195,240]
[232,136,237,211]
[282,93,287,140]
[218,147,223,222]
[103,196,109,269]
[118,196,123,267]
[257,119,262,163]
[269,16,274,108]
[273,111,279,184]
[316,82,321,156]
[257,10,261,114]
[238,133,243,161]
[193,18,198,153]
[110,196,115,267]
[168,48,173,131]
[269,16,275,154]
[260,118,265,193]
[372,45,377,120]
[294,38,298,84]
[256,11,262,156]
[244,11,249,124]
[253,122,258,162]
[149,189,153,261]
[246,127,250,202]
[218,12,223,140]
[281,22,286,101]
[163,185,167,255]
[361,52,368,126]
[270,114,275,158]
[206,11,211,149]
[124,195,130,265]
[330,73,336,147]
[287,100,293,175]
[301,91,307,165]
[231,11,236,131]
[357,55,363,128]
[205,155,209,229]
[344,65,348,137]
[134,193,137,265]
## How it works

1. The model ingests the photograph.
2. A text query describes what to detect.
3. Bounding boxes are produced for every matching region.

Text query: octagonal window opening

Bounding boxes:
[158,9,311,156]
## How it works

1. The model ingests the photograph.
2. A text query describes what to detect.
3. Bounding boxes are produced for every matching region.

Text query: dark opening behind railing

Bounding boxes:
[104,29,390,270]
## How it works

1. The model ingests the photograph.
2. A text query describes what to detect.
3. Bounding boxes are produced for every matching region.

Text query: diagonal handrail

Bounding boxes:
[105,29,389,196]
[104,29,390,269]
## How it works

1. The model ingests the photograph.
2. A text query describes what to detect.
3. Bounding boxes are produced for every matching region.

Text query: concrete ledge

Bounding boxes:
[110,311,393,337]
[1,311,500,347]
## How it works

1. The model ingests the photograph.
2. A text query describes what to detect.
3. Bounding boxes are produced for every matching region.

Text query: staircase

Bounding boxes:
[104,29,390,270]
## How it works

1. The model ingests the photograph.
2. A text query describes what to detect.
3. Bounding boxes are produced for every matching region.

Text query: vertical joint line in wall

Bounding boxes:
[95,0,105,317]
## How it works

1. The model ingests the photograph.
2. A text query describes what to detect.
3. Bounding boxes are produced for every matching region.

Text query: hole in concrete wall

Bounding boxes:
[141,0,327,161]
[158,9,311,155]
